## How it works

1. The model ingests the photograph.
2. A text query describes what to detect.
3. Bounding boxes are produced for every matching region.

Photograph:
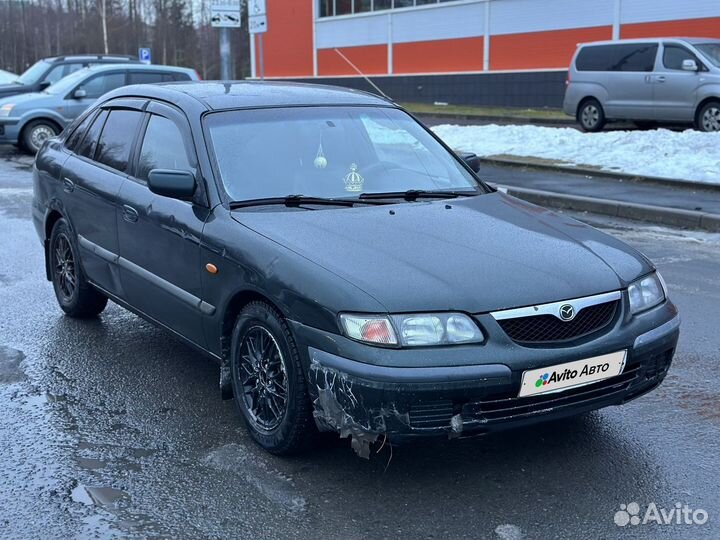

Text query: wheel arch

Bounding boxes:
[19,116,64,146]
[576,96,602,120]
[695,96,720,127]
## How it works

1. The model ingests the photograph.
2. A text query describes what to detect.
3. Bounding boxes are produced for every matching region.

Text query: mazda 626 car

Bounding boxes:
[32,82,680,458]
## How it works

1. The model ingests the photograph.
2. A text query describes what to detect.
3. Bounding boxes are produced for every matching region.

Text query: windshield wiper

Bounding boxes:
[358,189,478,201]
[228,194,388,209]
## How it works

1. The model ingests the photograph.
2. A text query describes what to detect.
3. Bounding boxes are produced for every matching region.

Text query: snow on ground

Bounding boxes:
[432,124,720,184]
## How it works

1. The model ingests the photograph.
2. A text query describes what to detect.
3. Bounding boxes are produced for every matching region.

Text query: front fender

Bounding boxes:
[17,108,71,134]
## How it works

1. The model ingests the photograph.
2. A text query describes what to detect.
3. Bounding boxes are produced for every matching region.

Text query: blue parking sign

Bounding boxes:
[138,48,152,64]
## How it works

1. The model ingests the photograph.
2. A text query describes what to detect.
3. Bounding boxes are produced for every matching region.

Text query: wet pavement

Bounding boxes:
[0,145,719,539]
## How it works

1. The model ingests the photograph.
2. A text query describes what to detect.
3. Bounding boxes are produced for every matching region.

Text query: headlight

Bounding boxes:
[628,272,666,315]
[340,313,483,346]
[0,104,14,117]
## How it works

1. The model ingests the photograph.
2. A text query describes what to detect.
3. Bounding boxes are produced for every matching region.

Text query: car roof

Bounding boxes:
[103,81,392,111]
[78,63,194,74]
[45,54,138,63]
[577,37,720,48]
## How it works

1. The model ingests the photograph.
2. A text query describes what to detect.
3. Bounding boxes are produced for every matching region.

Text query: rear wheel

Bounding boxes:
[230,301,314,455]
[21,120,59,154]
[49,219,108,318]
[696,101,720,132]
[577,99,606,132]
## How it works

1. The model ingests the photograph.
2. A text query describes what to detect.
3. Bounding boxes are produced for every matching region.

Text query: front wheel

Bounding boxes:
[577,99,606,132]
[21,120,59,154]
[230,301,315,455]
[49,218,108,318]
[696,101,720,132]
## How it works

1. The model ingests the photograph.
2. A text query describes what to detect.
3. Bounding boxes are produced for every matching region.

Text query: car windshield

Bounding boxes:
[44,67,93,94]
[15,60,51,85]
[696,42,720,68]
[205,106,481,203]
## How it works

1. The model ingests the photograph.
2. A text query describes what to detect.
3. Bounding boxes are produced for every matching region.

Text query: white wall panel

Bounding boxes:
[316,13,389,48]
[620,0,720,24]
[392,2,485,44]
[490,0,615,35]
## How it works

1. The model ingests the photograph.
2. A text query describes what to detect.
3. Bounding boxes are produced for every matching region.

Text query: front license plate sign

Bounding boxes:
[518,350,627,397]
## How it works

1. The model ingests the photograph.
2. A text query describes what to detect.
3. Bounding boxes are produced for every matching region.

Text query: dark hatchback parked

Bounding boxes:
[33,82,680,458]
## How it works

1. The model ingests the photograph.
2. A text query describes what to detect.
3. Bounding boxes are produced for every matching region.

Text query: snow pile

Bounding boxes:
[432,124,720,184]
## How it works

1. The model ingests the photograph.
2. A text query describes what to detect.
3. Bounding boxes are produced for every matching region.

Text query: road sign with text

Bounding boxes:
[211,0,241,28]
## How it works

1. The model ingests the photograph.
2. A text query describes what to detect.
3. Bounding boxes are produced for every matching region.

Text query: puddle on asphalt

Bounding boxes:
[71,484,129,507]
[204,443,306,513]
[0,345,27,384]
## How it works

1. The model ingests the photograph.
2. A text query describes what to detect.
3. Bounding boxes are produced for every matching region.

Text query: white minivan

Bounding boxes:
[563,38,720,132]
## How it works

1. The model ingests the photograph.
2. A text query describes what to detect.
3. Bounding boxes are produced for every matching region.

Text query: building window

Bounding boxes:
[318,0,461,18]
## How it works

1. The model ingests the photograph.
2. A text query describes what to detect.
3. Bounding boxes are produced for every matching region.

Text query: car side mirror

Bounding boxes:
[147,169,196,199]
[38,81,51,91]
[72,88,87,99]
[682,59,699,72]
[458,151,481,173]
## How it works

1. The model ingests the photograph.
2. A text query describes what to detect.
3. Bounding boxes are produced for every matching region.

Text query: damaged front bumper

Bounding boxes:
[290,303,680,458]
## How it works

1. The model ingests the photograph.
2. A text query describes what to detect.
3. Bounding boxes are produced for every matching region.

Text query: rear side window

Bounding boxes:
[663,45,698,70]
[128,72,165,84]
[576,43,658,72]
[76,110,108,159]
[137,115,193,181]
[95,110,143,172]
[167,72,190,81]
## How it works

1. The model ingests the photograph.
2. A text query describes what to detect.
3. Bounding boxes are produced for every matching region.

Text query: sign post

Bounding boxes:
[211,0,241,80]
[248,0,267,80]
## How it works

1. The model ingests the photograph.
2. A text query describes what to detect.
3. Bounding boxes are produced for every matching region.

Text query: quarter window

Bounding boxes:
[65,111,97,152]
[663,45,698,70]
[576,43,658,72]
[137,115,193,181]
[76,110,108,159]
[95,110,143,172]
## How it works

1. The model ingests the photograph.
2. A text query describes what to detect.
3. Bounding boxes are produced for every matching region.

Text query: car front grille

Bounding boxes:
[497,300,619,344]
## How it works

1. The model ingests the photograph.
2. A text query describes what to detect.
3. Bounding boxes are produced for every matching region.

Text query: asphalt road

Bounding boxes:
[1,146,719,540]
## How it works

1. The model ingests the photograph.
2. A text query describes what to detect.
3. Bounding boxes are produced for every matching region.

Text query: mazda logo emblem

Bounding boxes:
[559,304,575,321]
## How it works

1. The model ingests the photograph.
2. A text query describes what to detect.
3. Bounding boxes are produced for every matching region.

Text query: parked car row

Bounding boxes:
[0,55,198,153]
[564,37,720,132]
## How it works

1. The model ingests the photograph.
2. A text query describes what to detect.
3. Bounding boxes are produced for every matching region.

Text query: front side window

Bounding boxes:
[663,45,698,70]
[95,110,143,172]
[76,110,108,159]
[576,43,658,72]
[137,115,193,181]
[205,106,480,202]
[41,65,66,85]
[65,111,97,152]
[76,73,125,99]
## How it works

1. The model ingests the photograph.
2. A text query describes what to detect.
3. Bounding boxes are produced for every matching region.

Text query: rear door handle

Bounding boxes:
[122,205,139,223]
[656,76,666,83]
[62,177,75,193]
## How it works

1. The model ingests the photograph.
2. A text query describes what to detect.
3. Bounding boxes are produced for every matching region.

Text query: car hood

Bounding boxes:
[0,83,31,98]
[232,192,652,313]
[0,91,53,108]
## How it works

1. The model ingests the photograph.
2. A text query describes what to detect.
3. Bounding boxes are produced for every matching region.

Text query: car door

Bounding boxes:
[115,102,210,347]
[652,43,703,122]
[62,71,127,122]
[601,43,658,120]
[59,102,144,297]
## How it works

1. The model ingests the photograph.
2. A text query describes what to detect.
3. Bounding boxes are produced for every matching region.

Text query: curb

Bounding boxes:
[482,156,720,194]
[499,185,720,232]
[412,111,574,126]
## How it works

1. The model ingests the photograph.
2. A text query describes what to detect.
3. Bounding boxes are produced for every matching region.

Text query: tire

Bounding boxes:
[49,218,108,318]
[230,301,314,455]
[696,101,720,132]
[577,99,606,132]
[21,120,59,154]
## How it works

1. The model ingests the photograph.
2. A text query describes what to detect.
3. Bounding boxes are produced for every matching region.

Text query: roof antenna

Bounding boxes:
[332,48,392,102]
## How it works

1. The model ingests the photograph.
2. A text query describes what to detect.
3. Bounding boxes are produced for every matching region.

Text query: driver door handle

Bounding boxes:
[122,205,139,223]
[62,177,75,193]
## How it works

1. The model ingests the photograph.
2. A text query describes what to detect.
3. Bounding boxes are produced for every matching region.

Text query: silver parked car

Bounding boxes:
[0,63,199,153]
[563,38,720,132]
